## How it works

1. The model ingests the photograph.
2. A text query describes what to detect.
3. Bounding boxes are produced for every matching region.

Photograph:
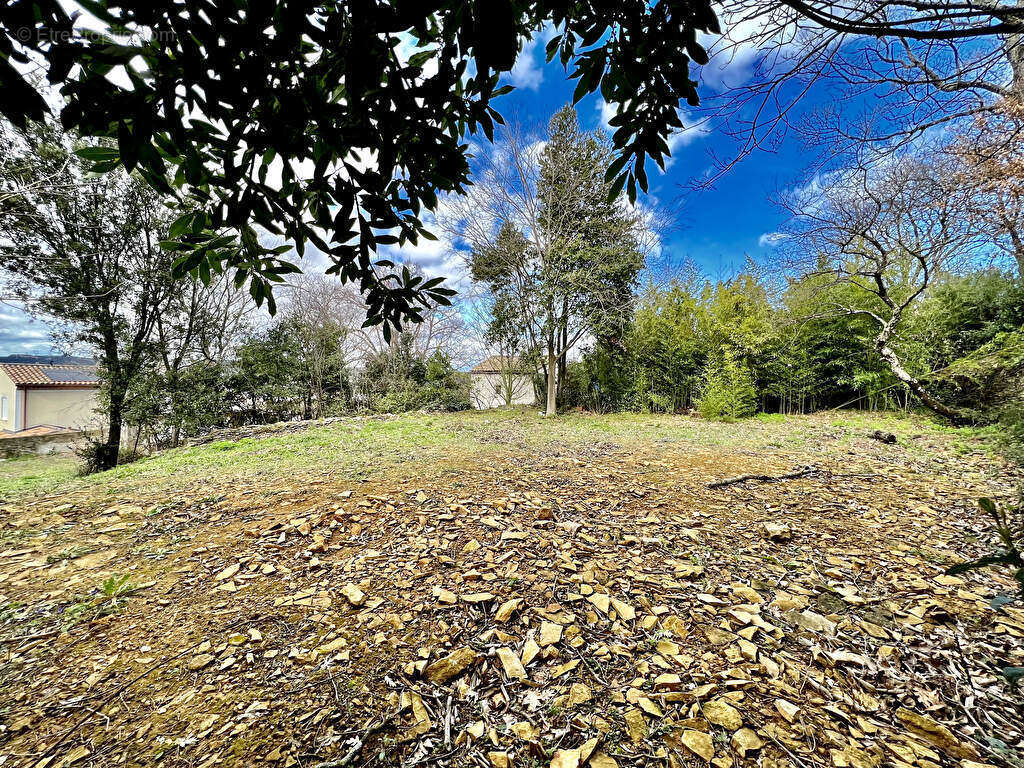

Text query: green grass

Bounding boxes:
[0,454,78,500]
[0,408,991,505]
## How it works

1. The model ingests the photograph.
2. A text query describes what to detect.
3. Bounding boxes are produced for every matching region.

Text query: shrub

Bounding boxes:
[696,348,757,421]
[359,339,471,413]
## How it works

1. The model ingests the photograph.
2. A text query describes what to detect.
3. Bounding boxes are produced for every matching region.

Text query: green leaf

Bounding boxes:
[1002,667,1024,687]
[74,146,121,162]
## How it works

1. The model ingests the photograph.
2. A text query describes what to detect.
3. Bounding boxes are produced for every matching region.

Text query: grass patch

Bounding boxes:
[0,454,79,500]
[0,408,1001,504]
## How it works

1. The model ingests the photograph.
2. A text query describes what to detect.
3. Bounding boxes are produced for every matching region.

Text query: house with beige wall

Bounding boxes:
[469,356,536,409]
[0,358,101,434]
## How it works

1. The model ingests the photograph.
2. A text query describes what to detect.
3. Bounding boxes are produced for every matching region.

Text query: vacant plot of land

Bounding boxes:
[1,410,1022,768]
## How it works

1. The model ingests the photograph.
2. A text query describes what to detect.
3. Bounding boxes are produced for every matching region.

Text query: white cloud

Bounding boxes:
[506,35,544,91]
[758,231,789,248]
[0,304,64,356]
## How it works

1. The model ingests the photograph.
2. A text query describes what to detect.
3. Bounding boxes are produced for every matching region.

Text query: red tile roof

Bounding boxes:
[470,355,531,374]
[0,424,78,439]
[0,364,100,387]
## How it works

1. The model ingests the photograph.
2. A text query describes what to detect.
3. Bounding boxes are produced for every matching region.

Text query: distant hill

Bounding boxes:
[0,354,96,366]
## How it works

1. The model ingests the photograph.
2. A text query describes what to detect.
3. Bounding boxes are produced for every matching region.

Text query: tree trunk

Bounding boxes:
[876,343,964,421]
[98,389,124,470]
[545,344,557,417]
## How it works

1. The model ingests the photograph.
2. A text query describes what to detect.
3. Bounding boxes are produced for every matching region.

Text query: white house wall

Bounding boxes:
[470,373,535,409]
[24,388,101,431]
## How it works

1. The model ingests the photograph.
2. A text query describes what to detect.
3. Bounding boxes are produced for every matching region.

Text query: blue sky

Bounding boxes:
[494,41,804,278]
[1,33,815,357]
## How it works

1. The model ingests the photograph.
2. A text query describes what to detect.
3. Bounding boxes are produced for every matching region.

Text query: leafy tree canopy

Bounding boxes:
[1,0,719,331]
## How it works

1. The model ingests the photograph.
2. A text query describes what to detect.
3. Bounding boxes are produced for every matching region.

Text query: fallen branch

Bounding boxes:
[0,629,60,645]
[38,619,246,763]
[314,713,398,767]
[708,465,817,489]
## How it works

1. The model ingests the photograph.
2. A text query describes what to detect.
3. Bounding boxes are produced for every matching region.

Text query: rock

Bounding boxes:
[495,646,527,680]
[550,748,581,768]
[775,699,800,723]
[637,696,663,717]
[494,598,522,622]
[540,620,563,646]
[521,638,541,666]
[829,649,870,666]
[895,708,979,760]
[703,699,743,731]
[579,738,599,763]
[682,729,715,761]
[737,638,758,662]
[567,682,592,706]
[462,592,496,603]
[590,753,620,768]
[434,587,457,604]
[610,597,636,620]
[425,647,477,683]
[406,692,431,737]
[830,745,880,768]
[654,673,683,691]
[790,609,836,634]
[763,522,791,541]
[510,721,538,741]
[732,585,763,603]
[731,728,763,755]
[624,707,648,742]
[187,653,216,671]
[341,583,365,606]
[588,593,611,613]
[705,628,735,645]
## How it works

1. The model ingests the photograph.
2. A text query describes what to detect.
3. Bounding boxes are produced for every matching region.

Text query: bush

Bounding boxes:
[696,348,757,421]
[359,338,471,413]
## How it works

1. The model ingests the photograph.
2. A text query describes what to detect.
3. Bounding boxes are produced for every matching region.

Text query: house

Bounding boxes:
[469,355,536,409]
[0,355,101,434]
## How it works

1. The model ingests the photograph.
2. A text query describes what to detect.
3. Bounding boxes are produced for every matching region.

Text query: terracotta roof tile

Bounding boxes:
[470,355,531,374]
[0,364,100,387]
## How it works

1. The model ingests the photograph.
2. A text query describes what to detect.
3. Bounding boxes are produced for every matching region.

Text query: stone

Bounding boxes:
[567,682,592,706]
[494,598,522,622]
[895,708,979,760]
[763,522,791,540]
[703,699,743,731]
[775,699,800,723]
[731,728,763,755]
[540,620,563,646]
[187,653,215,671]
[341,583,365,606]
[624,707,647,742]
[791,609,836,634]
[683,729,715,761]
[495,647,527,680]
[425,647,477,683]
[550,749,581,768]
[521,638,541,666]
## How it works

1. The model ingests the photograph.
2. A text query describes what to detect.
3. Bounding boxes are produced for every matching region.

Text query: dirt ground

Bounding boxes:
[0,410,1022,768]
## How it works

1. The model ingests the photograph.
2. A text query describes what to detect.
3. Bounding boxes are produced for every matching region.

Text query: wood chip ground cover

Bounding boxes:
[1,410,1022,768]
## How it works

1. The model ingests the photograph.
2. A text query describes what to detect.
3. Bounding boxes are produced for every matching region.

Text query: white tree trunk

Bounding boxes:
[545,345,557,416]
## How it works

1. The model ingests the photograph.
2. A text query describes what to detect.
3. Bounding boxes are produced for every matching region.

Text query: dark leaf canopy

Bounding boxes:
[0,0,719,332]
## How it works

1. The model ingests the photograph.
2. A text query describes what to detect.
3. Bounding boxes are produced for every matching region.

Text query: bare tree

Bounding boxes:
[693,0,1024,181]
[948,103,1024,277]
[780,154,985,419]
